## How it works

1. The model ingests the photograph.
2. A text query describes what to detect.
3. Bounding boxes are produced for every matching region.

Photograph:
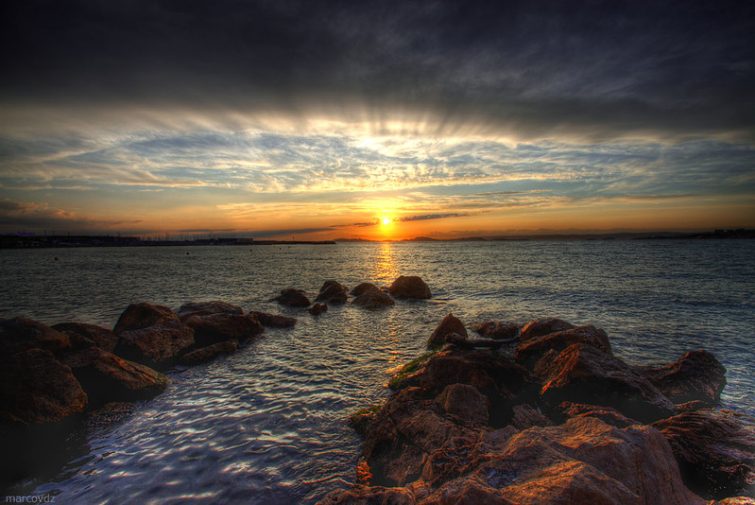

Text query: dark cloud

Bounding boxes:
[1,0,753,139]
[398,212,466,222]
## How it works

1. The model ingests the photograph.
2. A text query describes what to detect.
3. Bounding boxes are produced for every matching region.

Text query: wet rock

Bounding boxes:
[319,485,416,505]
[351,282,381,296]
[309,303,328,316]
[113,303,195,369]
[275,288,311,308]
[249,311,297,329]
[61,347,168,406]
[353,286,395,309]
[176,301,243,321]
[519,318,574,341]
[0,317,71,355]
[436,384,489,425]
[427,314,468,350]
[559,401,637,428]
[0,348,87,425]
[179,339,239,366]
[183,312,263,347]
[53,322,118,353]
[316,281,348,304]
[389,276,432,299]
[538,343,674,422]
[472,320,519,340]
[515,325,612,368]
[638,350,727,405]
[653,409,755,499]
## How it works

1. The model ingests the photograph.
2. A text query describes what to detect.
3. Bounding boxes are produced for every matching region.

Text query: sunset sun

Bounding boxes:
[381,217,392,226]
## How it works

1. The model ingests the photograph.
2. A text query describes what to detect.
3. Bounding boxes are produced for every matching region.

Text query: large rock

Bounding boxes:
[0,349,87,425]
[436,384,489,425]
[309,303,328,316]
[53,322,118,353]
[538,343,674,422]
[319,486,416,505]
[515,325,612,368]
[353,285,395,309]
[61,347,168,407]
[249,311,297,329]
[472,320,519,340]
[113,303,195,369]
[427,314,468,350]
[179,339,239,366]
[519,318,574,341]
[653,409,755,499]
[275,288,311,308]
[351,282,381,297]
[316,281,349,304]
[559,401,637,428]
[176,301,243,321]
[389,276,432,299]
[0,317,71,355]
[638,350,727,405]
[183,312,263,347]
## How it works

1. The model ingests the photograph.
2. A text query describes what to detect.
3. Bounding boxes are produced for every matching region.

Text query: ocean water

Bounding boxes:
[0,240,753,504]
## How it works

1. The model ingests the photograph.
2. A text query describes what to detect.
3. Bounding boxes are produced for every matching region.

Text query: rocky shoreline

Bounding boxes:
[322,313,755,504]
[1,275,752,503]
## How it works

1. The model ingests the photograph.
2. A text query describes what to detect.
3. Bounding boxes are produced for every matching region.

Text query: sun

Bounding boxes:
[381,217,392,226]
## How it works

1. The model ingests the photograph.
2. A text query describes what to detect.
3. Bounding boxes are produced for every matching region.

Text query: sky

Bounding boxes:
[0,0,754,240]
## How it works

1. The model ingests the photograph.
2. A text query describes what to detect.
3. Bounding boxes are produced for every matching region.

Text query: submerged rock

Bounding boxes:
[309,303,328,316]
[249,311,297,329]
[389,276,432,299]
[176,301,243,321]
[113,303,195,369]
[353,285,395,309]
[183,312,263,347]
[472,320,519,340]
[427,314,468,350]
[53,322,118,353]
[179,339,239,366]
[519,318,575,341]
[638,350,727,405]
[316,281,348,304]
[0,317,71,355]
[275,288,311,308]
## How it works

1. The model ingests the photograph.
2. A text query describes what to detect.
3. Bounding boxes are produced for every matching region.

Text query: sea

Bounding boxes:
[1,240,753,504]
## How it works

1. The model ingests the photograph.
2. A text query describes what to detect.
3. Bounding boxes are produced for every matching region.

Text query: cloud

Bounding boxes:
[0,198,140,233]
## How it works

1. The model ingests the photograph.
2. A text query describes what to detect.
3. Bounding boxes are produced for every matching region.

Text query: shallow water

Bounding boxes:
[1,240,753,504]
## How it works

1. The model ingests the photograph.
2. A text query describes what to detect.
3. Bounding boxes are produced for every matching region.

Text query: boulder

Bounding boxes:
[61,347,168,406]
[183,312,263,347]
[638,350,727,405]
[275,288,311,308]
[176,301,243,321]
[538,343,674,422]
[0,317,71,355]
[427,314,468,350]
[436,384,489,425]
[0,349,87,425]
[519,318,574,341]
[559,401,637,428]
[319,486,416,505]
[515,325,612,368]
[353,287,395,309]
[472,320,519,340]
[53,322,118,353]
[316,281,348,304]
[510,403,551,430]
[113,303,195,369]
[309,303,328,316]
[653,409,755,499]
[249,311,297,329]
[389,276,432,299]
[351,282,381,297]
[179,339,239,366]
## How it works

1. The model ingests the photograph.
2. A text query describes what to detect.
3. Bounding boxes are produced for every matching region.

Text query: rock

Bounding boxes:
[559,401,637,428]
[389,276,432,299]
[318,486,416,505]
[538,343,675,422]
[638,350,727,405]
[61,347,168,406]
[249,311,297,329]
[353,286,395,309]
[113,303,195,369]
[510,404,551,430]
[0,317,71,355]
[179,339,239,366]
[351,282,381,296]
[519,318,574,341]
[183,312,263,347]
[427,314,468,350]
[472,320,519,340]
[309,303,328,316]
[53,322,118,353]
[436,384,489,425]
[653,409,755,499]
[515,325,612,368]
[0,349,87,425]
[316,281,348,304]
[275,288,311,308]
[176,301,243,321]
